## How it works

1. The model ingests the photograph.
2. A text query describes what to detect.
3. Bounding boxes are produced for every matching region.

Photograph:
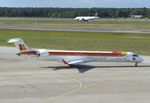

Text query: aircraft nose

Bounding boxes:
[139,57,144,62]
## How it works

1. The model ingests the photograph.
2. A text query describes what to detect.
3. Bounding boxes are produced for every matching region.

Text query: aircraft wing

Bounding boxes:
[62,59,85,65]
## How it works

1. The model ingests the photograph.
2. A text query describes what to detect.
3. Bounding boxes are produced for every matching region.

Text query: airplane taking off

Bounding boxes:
[8,38,143,67]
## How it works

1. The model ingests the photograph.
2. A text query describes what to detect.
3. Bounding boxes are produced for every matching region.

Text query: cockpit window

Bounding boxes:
[133,54,139,57]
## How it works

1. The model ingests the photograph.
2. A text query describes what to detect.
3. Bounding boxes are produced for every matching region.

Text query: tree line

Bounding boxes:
[0,7,150,18]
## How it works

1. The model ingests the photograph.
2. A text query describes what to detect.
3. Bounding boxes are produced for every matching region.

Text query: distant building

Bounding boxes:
[131,15,143,19]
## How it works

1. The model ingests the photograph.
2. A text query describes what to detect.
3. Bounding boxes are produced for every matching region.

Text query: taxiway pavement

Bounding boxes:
[0,46,150,103]
[0,26,150,34]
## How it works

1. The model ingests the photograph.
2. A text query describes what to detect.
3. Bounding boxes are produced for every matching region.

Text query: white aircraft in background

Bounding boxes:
[74,16,99,22]
[8,38,143,67]
[74,13,99,22]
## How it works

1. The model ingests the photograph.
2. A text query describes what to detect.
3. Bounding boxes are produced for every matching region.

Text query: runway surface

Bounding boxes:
[0,26,150,34]
[0,46,150,103]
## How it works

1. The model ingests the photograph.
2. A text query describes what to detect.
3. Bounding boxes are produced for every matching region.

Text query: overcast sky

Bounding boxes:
[0,0,149,8]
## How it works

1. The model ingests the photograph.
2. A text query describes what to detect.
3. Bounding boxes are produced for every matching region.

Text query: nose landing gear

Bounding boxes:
[135,62,138,67]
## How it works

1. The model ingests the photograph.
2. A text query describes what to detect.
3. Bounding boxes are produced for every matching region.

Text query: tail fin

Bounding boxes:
[8,38,32,52]
[94,12,100,17]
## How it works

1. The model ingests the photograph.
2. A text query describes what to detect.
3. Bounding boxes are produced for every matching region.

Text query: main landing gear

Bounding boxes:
[69,64,77,68]
[135,62,138,67]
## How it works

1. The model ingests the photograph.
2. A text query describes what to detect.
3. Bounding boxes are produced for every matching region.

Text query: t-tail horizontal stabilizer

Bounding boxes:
[8,38,33,53]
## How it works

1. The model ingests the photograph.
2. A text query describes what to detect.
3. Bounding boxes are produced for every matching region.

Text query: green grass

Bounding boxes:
[0,17,150,30]
[0,29,150,55]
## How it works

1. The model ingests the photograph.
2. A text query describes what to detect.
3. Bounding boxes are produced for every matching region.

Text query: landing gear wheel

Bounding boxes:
[69,64,75,67]
[135,62,138,67]
[69,64,78,68]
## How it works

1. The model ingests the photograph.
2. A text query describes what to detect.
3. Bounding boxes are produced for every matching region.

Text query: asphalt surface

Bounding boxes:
[0,26,150,34]
[0,46,150,103]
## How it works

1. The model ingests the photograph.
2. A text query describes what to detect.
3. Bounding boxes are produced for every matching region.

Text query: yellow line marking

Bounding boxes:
[79,80,83,88]
[42,73,83,102]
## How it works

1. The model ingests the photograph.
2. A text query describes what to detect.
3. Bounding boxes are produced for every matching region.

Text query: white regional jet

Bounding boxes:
[74,16,99,22]
[8,38,143,67]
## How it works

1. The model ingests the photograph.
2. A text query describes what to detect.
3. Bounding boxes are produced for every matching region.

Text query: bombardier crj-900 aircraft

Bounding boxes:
[8,38,143,67]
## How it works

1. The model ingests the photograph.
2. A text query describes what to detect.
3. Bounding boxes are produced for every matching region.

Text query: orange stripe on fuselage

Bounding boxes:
[48,51,127,57]
[17,51,37,56]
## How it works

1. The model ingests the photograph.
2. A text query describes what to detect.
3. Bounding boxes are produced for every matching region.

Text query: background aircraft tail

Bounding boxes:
[8,38,33,52]
[94,11,100,17]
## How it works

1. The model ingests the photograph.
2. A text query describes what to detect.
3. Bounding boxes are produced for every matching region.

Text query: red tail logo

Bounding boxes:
[19,44,26,51]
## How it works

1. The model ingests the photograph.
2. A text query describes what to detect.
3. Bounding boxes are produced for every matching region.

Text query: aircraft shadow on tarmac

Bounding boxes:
[43,64,150,73]
[43,64,93,73]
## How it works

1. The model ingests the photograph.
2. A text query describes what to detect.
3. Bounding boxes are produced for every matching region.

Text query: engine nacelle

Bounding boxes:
[37,49,49,56]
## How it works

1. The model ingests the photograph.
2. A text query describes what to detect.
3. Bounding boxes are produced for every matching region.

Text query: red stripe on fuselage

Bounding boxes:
[48,51,125,56]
